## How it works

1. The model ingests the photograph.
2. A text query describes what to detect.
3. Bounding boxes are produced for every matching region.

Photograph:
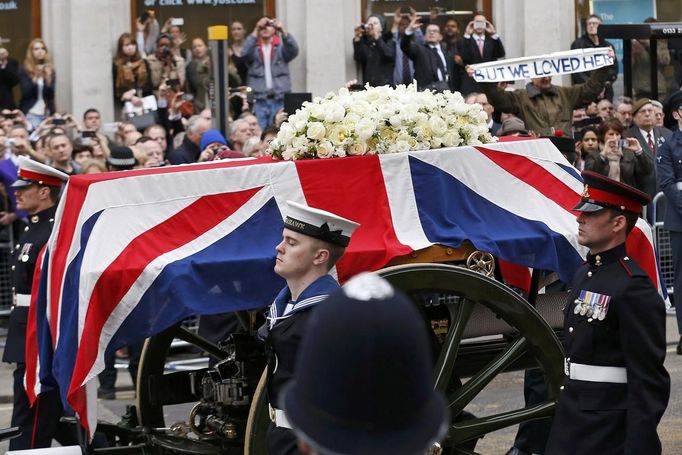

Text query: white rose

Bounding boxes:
[306,122,326,141]
[343,112,361,129]
[428,116,448,137]
[348,141,368,156]
[442,131,461,148]
[356,118,376,141]
[291,136,308,149]
[281,148,297,161]
[317,140,334,158]
[310,103,326,120]
[278,124,296,146]
[394,140,411,153]
[325,102,346,123]
[328,124,351,146]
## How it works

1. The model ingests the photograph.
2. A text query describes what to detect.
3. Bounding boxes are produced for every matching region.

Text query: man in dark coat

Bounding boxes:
[570,15,618,101]
[353,14,395,87]
[401,17,459,92]
[0,47,19,110]
[2,156,71,450]
[623,98,673,198]
[258,201,359,455]
[546,171,670,455]
[655,90,682,354]
[458,13,505,95]
[167,114,211,164]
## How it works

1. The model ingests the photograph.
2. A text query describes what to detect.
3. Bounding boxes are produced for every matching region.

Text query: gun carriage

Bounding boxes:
[28,139,660,455]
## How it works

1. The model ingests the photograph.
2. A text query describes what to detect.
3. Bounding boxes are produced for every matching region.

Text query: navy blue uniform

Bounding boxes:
[260,274,340,455]
[546,243,669,454]
[2,205,74,450]
[656,128,682,335]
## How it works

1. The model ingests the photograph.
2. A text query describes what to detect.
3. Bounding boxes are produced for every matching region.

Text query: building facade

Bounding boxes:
[0,0,680,121]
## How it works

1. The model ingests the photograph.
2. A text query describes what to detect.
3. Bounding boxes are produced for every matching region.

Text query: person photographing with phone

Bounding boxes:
[19,38,56,130]
[353,13,396,87]
[145,33,186,97]
[458,12,505,94]
[242,16,299,129]
[584,118,653,194]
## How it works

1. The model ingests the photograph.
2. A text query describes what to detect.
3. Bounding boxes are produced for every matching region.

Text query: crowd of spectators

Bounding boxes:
[0,8,679,221]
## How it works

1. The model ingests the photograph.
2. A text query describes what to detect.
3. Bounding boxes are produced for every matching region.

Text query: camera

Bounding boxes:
[52,118,66,125]
[360,24,366,31]
[268,20,276,27]
[617,139,628,150]
[82,130,97,139]
[6,138,16,148]
[170,17,184,26]
[3,112,15,120]
[474,20,486,29]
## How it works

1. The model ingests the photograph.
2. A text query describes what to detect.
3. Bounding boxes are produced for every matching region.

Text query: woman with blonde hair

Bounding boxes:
[19,38,56,129]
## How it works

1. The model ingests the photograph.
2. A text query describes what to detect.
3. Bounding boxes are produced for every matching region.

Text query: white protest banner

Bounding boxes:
[469,47,614,83]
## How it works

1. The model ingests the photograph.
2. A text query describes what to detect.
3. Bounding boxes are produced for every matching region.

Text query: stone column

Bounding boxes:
[41,0,130,122]
[276,0,360,97]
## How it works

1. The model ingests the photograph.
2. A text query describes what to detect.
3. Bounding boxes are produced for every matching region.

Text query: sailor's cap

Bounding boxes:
[283,200,360,247]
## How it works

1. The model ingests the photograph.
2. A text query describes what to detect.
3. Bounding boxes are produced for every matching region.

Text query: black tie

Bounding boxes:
[402,50,411,85]
[430,46,447,81]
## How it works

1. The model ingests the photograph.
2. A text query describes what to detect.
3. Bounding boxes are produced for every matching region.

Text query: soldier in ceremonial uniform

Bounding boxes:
[546,171,670,455]
[2,156,70,450]
[259,201,359,455]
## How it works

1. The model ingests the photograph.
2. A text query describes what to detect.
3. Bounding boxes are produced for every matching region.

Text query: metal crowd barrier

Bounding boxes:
[651,192,675,301]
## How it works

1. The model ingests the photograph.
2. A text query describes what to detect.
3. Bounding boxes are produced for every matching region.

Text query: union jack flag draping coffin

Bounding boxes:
[25,138,665,438]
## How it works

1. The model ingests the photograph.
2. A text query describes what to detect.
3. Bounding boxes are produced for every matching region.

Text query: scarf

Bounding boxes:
[115,59,148,95]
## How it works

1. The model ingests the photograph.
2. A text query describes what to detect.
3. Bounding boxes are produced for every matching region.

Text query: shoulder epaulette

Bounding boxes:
[618,256,646,278]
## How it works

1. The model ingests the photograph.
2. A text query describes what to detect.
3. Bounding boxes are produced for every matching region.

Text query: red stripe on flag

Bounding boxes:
[498,259,532,293]
[479,143,660,290]
[48,158,277,340]
[475,145,581,212]
[67,187,261,407]
[295,156,412,282]
[49,182,94,343]
[626,227,659,289]
[25,246,47,406]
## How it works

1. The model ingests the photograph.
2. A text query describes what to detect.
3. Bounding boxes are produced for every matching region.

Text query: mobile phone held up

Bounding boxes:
[171,17,184,26]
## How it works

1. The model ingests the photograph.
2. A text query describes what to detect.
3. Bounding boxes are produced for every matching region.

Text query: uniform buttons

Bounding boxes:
[11,265,15,271]
[560,386,564,391]
[568,327,574,333]
[24,226,29,232]
[15,244,19,250]
[587,271,592,277]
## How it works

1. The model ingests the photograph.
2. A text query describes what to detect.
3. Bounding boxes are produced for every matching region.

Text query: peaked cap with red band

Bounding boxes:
[11,155,69,188]
[574,171,650,214]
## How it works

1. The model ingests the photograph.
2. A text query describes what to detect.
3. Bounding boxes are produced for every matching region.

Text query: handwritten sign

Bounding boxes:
[470,48,614,82]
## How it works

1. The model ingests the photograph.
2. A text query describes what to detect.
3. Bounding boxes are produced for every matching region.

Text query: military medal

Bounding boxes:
[576,290,611,320]
[19,243,32,263]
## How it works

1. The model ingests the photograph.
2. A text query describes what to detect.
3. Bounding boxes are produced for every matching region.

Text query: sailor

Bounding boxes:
[546,171,670,454]
[260,200,359,455]
[281,273,448,455]
[2,156,70,450]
